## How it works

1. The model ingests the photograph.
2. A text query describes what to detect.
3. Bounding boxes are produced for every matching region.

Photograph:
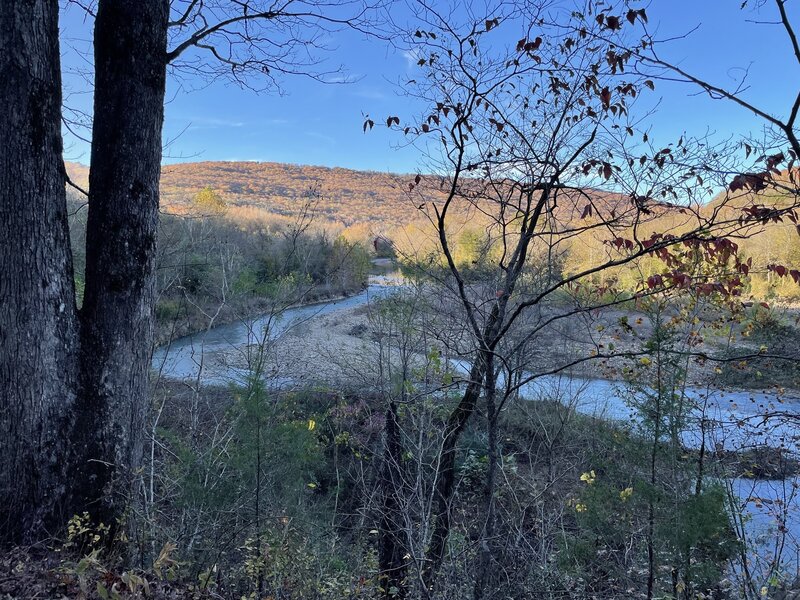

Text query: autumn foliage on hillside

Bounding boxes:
[64,160,800,301]
[65,161,426,226]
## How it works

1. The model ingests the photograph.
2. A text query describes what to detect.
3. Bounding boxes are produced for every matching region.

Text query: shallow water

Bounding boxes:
[151,282,800,579]
[151,283,396,386]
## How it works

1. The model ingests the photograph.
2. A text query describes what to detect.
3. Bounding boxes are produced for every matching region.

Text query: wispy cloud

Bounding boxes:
[352,87,388,101]
[304,131,336,145]
[324,73,363,84]
[402,49,423,70]
[186,116,246,130]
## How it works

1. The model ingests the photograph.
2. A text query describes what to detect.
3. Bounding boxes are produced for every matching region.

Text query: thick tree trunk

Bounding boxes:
[0,0,79,544]
[71,0,169,529]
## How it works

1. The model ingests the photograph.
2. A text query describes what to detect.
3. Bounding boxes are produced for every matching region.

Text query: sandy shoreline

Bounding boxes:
[210,287,800,398]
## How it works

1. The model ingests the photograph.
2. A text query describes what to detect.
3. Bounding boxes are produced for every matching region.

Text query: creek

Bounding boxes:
[151,279,800,579]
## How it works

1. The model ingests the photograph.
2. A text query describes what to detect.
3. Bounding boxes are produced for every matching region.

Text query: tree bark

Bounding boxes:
[0,0,80,544]
[378,400,409,599]
[473,355,498,600]
[70,0,169,529]
[422,358,486,592]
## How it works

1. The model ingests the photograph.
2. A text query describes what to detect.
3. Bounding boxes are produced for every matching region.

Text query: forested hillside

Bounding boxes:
[67,160,421,226]
[66,161,800,301]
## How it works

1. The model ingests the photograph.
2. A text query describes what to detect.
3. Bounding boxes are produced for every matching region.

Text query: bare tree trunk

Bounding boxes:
[473,355,498,600]
[423,358,486,592]
[647,342,664,600]
[71,0,169,530]
[0,0,80,544]
[378,400,408,599]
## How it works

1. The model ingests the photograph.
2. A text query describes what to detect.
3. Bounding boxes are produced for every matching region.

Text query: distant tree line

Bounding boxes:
[67,188,372,345]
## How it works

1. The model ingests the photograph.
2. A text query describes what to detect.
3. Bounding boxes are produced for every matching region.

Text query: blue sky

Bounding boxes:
[59,1,799,174]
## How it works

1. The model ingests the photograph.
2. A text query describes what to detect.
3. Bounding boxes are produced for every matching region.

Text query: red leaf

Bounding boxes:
[600,87,611,109]
[525,37,542,52]
[730,173,767,193]
[647,274,663,289]
[766,152,785,171]
[770,264,788,277]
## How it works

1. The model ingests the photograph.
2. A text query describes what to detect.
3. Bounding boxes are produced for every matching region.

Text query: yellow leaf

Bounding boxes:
[308,419,316,431]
